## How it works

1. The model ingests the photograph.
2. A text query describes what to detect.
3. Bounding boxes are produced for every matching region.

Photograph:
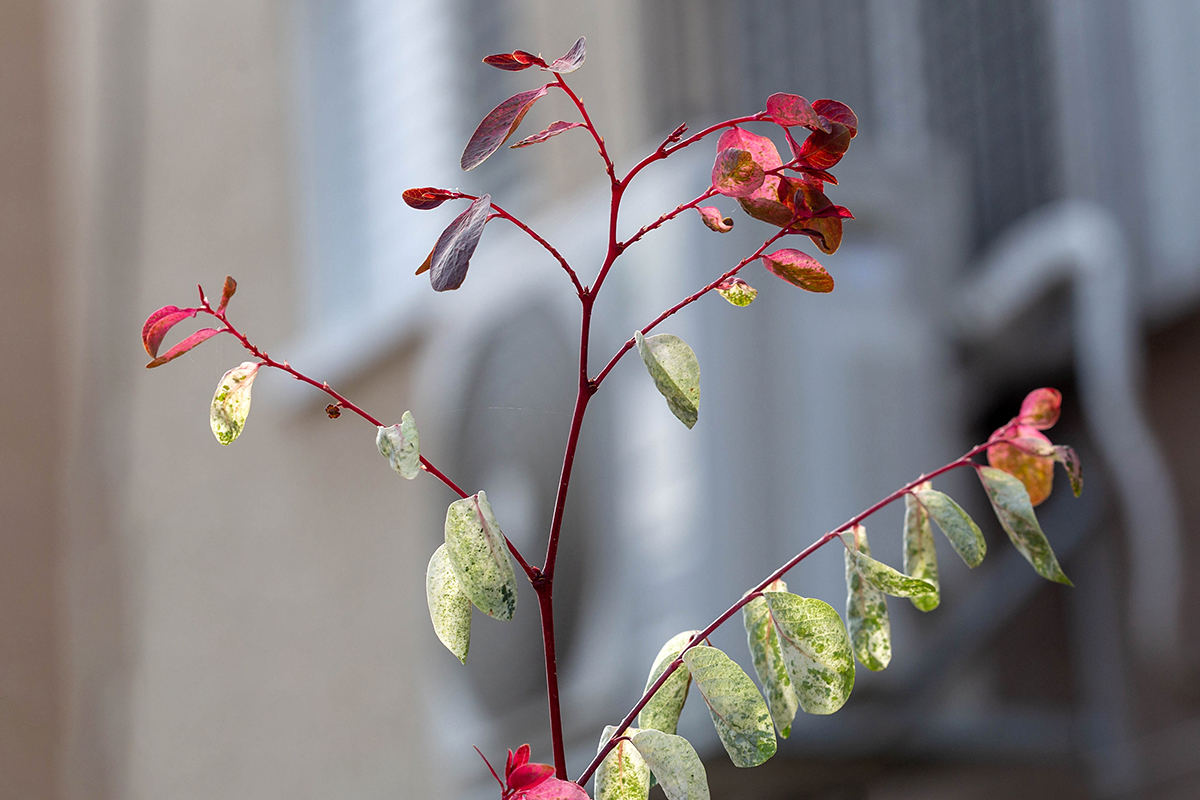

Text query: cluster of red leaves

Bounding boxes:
[987,388,1083,506]
[478,744,590,800]
[140,277,236,368]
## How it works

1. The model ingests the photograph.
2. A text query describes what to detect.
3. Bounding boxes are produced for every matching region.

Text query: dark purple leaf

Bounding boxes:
[509,120,586,148]
[403,187,456,210]
[145,328,222,368]
[461,87,549,171]
[429,194,491,291]
[543,37,586,73]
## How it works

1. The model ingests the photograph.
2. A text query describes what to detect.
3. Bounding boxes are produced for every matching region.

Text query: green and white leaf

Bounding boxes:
[376,410,420,479]
[845,536,938,600]
[843,527,891,671]
[595,725,651,800]
[914,488,986,568]
[210,361,260,445]
[443,491,519,620]
[681,646,777,767]
[978,466,1072,585]
[630,729,709,800]
[635,331,700,429]
[902,487,941,611]
[425,544,470,663]
[764,592,855,715]
[742,579,799,736]
[638,630,698,735]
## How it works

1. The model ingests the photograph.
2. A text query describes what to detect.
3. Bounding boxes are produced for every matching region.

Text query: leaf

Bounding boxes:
[715,277,756,307]
[683,647,776,767]
[403,187,455,210]
[1018,387,1061,429]
[483,50,546,71]
[742,579,799,736]
[843,527,892,670]
[443,491,519,619]
[1054,445,1083,497]
[461,86,549,171]
[845,538,939,599]
[795,123,852,170]
[510,763,555,790]
[142,305,199,357]
[425,544,471,663]
[760,249,834,293]
[630,730,709,800]
[210,361,260,445]
[544,36,586,73]
[763,592,854,715]
[902,488,940,611]
[988,425,1055,506]
[507,744,532,778]
[594,725,650,800]
[428,194,492,292]
[522,779,591,800]
[376,410,420,479]
[146,327,222,368]
[696,207,734,233]
[711,148,765,197]
[717,127,792,228]
[510,120,586,148]
[812,99,858,137]
[217,276,237,314]
[638,630,698,735]
[635,331,700,429]
[765,92,829,131]
[913,488,986,568]
[977,466,1072,585]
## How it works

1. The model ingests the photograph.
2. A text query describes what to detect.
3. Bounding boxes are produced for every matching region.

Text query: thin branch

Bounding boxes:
[620,113,768,190]
[553,74,617,186]
[620,187,719,250]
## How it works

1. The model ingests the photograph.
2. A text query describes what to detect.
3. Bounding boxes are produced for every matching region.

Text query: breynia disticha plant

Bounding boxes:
[142,36,1085,798]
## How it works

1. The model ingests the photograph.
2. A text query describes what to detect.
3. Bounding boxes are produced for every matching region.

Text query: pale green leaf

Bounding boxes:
[635,331,700,429]
[638,630,698,735]
[425,544,470,663]
[914,488,986,568]
[716,277,757,306]
[843,527,891,671]
[764,592,855,715]
[210,361,259,445]
[742,578,799,736]
[682,646,777,767]
[595,725,651,800]
[978,466,1072,585]
[902,486,941,611]
[443,491,519,620]
[845,534,938,599]
[376,410,420,479]
[630,729,709,800]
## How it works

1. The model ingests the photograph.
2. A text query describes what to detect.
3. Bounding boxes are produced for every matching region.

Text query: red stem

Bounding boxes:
[620,113,767,190]
[553,75,617,186]
[620,187,719,250]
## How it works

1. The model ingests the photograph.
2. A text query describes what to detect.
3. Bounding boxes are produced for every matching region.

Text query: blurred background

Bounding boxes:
[4,0,1200,798]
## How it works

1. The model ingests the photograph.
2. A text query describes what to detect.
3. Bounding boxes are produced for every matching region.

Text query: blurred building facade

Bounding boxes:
[5,1,1200,798]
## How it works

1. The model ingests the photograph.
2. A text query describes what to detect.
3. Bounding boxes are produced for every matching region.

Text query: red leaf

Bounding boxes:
[717,127,793,227]
[483,50,546,71]
[697,206,734,233]
[429,194,491,291]
[761,248,834,293]
[217,276,237,314]
[711,148,766,197]
[143,307,200,357]
[796,122,852,170]
[509,120,586,149]
[1018,387,1062,430]
[544,37,586,73]
[766,93,830,131]
[812,99,858,137]
[508,763,554,790]
[145,328,222,368]
[988,425,1055,506]
[403,187,456,210]
[142,305,193,356]
[518,777,590,800]
[461,86,549,171]
[778,176,845,254]
[506,744,531,778]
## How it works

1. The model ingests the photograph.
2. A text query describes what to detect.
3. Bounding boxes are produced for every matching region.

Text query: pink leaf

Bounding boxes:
[145,328,222,368]
[711,148,766,197]
[144,308,201,358]
[403,187,456,210]
[543,37,586,73]
[988,425,1055,506]
[519,777,591,800]
[1018,388,1062,430]
[509,120,586,149]
[761,248,834,293]
[506,744,531,779]
[508,763,554,790]
[429,194,491,291]
[812,99,858,137]
[483,50,546,71]
[717,127,794,227]
[142,305,197,356]
[461,87,550,171]
[216,276,237,315]
[766,93,830,131]
[697,206,734,233]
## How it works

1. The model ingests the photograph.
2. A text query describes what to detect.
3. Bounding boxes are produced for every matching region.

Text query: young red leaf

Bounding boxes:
[711,148,766,197]
[403,187,456,210]
[461,86,549,171]
[217,276,237,314]
[429,194,491,291]
[509,120,586,149]
[718,126,793,227]
[543,36,586,73]
[697,206,734,233]
[506,743,531,778]
[987,425,1055,506]
[145,327,222,368]
[508,763,554,790]
[761,248,834,293]
[1018,387,1062,430]
[776,177,844,254]
[796,123,853,170]
[812,99,858,137]
[766,93,830,131]
[518,778,590,800]
[483,50,546,71]
[142,306,199,357]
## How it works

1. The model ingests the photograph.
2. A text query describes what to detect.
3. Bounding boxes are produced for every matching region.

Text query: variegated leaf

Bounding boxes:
[914,488,986,568]
[978,466,1072,585]
[443,491,519,619]
[844,527,891,671]
[847,533,938,599]
[629,730,709,800]
[764,592,854,715]
[425,544,470,663]
[742,579,799,736]
[210,362,260,445]
[376,410,420,479]
[595,725,650,800]
[638,630,698,734]
[903,486,941,610]
[635,331,700,429]
[681,646,776,767]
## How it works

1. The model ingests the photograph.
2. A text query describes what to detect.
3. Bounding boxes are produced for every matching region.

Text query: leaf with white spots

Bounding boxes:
[902,487,941,611]
[914,488,986,568]
[376,410,420,479]
[635,331,700,429]
[638,630,698,735]
[843,527,891,671]
[425,544,470,663]
[210,362,260,445]
[630,730,709,800]
[978,466,1072,585]
[742,579,799,736]
[681,646,776,767]
[594,725,650,800]
[764,592,854,715]
[443,491,519,620]
[846,534,939,599]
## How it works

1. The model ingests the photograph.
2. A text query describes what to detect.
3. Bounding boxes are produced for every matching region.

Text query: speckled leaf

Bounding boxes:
[764,592,854,715]
[902,487,940,611]
[848,540,939,599]
[1018,387,1062,429]
[461,87,549,170]
[978,466,1072,586]
[1054,445,1083,497]
[425,544,470,663]
[545,36,586,73]
[988,426,1055,506]
[715,277,756,306]
[376,410,420,479]
[630,730,709,800]
[761,249,834,293]
[682,646,776,767]
[711,148,765,198]
[697,206,734,233]
[522,778,591,800]
[443,491,519,620]
[635,331,700,429]
[428,194,491,291]
[595,725,650,800]
[914,488,986,568]
[765,93,829,131]
[210,361,259,445]
[843,527,891,671]
[638,630,698,734]
[510,120,586,148]
[742,579,798,736]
